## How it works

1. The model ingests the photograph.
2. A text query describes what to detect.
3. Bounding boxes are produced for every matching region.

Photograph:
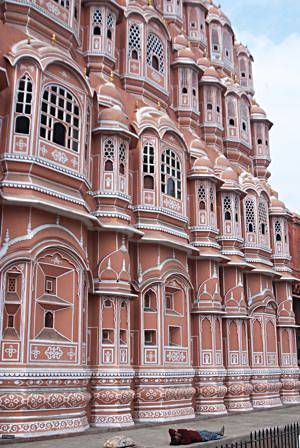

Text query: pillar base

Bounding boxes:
[194,370,227,416]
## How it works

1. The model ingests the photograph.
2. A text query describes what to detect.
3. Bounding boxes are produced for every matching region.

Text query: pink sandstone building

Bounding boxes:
[0,0,300,439]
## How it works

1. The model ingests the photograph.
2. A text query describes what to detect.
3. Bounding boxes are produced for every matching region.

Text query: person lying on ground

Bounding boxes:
[169,425,225,445]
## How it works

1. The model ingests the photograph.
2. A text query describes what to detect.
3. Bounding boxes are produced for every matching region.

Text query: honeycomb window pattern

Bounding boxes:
[146,33,165,74]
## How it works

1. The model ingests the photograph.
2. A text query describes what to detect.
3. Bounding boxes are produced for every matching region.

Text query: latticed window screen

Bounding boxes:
[209,186,215,211]
[54,0,69,9]
[146,33,165,74]
[275,220,282,241]
[161,149,182,199]
[234,195,240,222]
[93,9,103,34]
[7,277,16,293]
[128,23,141,58]
[143,143,155,174]
[223,30,232,59]
[240,102,249,132]
[258,201,268,236]
[107,11,114,38]
[245,198,256,232]
[256,123,264,144]
[16,75,33,115]
[211,28,220,50]
[198,183,206,209]
[119,142,126,174]
[104,138,115,171]
[227,98,236,124]
[223,195,232,220]
[181,68,188,92]
[40,85,80,152]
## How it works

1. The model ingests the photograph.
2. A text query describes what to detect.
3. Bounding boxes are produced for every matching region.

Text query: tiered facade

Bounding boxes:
[0,0,299,439]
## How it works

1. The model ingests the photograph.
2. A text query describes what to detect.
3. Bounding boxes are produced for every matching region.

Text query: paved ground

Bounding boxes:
[2,405,300,448]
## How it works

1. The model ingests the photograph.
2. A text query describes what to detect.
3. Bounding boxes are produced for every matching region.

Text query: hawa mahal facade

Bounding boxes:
[0,0,300,439]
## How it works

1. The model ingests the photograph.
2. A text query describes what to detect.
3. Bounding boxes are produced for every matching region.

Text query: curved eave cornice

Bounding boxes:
[251,115,273,129]
[124,7,171,41]
[82,0,123,12]
[5,45,94,97]
[171,58,202,71]
[200,76,225,90]
[92,124,138,141]
[206,13,232,28]
[187,172,221,183]
[269,208,292,218]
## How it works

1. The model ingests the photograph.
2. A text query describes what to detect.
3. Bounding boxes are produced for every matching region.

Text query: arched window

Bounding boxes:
[146,33,165,74]
[240,101,249,136]
[104,138,115,171]
[40,85,80,152]
[128,23,141,60]
[227,98,236,127]
[143,142,155,189]
[107,12,114,40]
[15,75,33,135]
[92,9,102,35]
[223,29,233,61]
[258,200,268,238]
[119,142,126,175]
[210,186,215,212]
[245,198,256,233]
[223,195,232,221]
[198,183,206,210]
[211,28,220,52]
[161,149,182,199]
[45,311,54,328]
[275,220,282,242]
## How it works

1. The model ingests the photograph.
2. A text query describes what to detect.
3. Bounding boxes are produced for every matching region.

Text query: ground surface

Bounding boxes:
[2,405,300,448]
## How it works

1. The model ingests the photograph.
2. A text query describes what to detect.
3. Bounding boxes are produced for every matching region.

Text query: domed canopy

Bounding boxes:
[98,80,123,107]
[174,33,189,48]
[177,46,196,61]
[99,105,129,127]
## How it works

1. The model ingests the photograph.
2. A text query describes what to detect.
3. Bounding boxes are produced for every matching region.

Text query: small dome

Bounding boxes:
[99,105,129,127]
[251,104,266,117]
[202,66,220,80]
[221,167,238,182]
[197,55,210,69]
[208,6,221,16]
[193,156,213,170]
[174,33,189,48]
[270,196,286,209]
[214,154,230,171]
[99,81,123,106]
[177,46,196,61]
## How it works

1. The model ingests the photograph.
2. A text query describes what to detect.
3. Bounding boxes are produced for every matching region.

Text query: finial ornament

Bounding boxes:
[51,33,57,45]
[247,164,251,173]
[157,101,161,110]
[109,70,114,82]
[147,0,152,6]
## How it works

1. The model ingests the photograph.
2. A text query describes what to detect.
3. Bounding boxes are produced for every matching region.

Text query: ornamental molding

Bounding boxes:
[1,181,87,207]
[135,223,188,239]
[88,191,131,202]
[189,226,219,235]
[91,211,131,221]
[1,153,91,188]
[133,205,189,224]
[191,241,221,249]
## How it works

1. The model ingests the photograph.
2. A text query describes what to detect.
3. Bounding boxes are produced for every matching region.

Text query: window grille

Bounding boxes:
[258,201,268,236]
[128,23,141,59]
[240,102,249,133]
[211,28,220,51]
[223,195,232,221]
[209,186,215,212]
[245,198,256,232]
[146,33,165,74]
[7,277,16,293]
[104,138,115,171]
[161,149,181,199]
[143,143,155,174]
[40,85,80,152]
[198,183,206,210]
[234,194,240,222]
[93,9,102,35]
[223,30,232,59]
[15,75,33,134]
[227,98,235,126]
[119,142,126,174]
[107,11,114,39]
[275,220,282,242]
